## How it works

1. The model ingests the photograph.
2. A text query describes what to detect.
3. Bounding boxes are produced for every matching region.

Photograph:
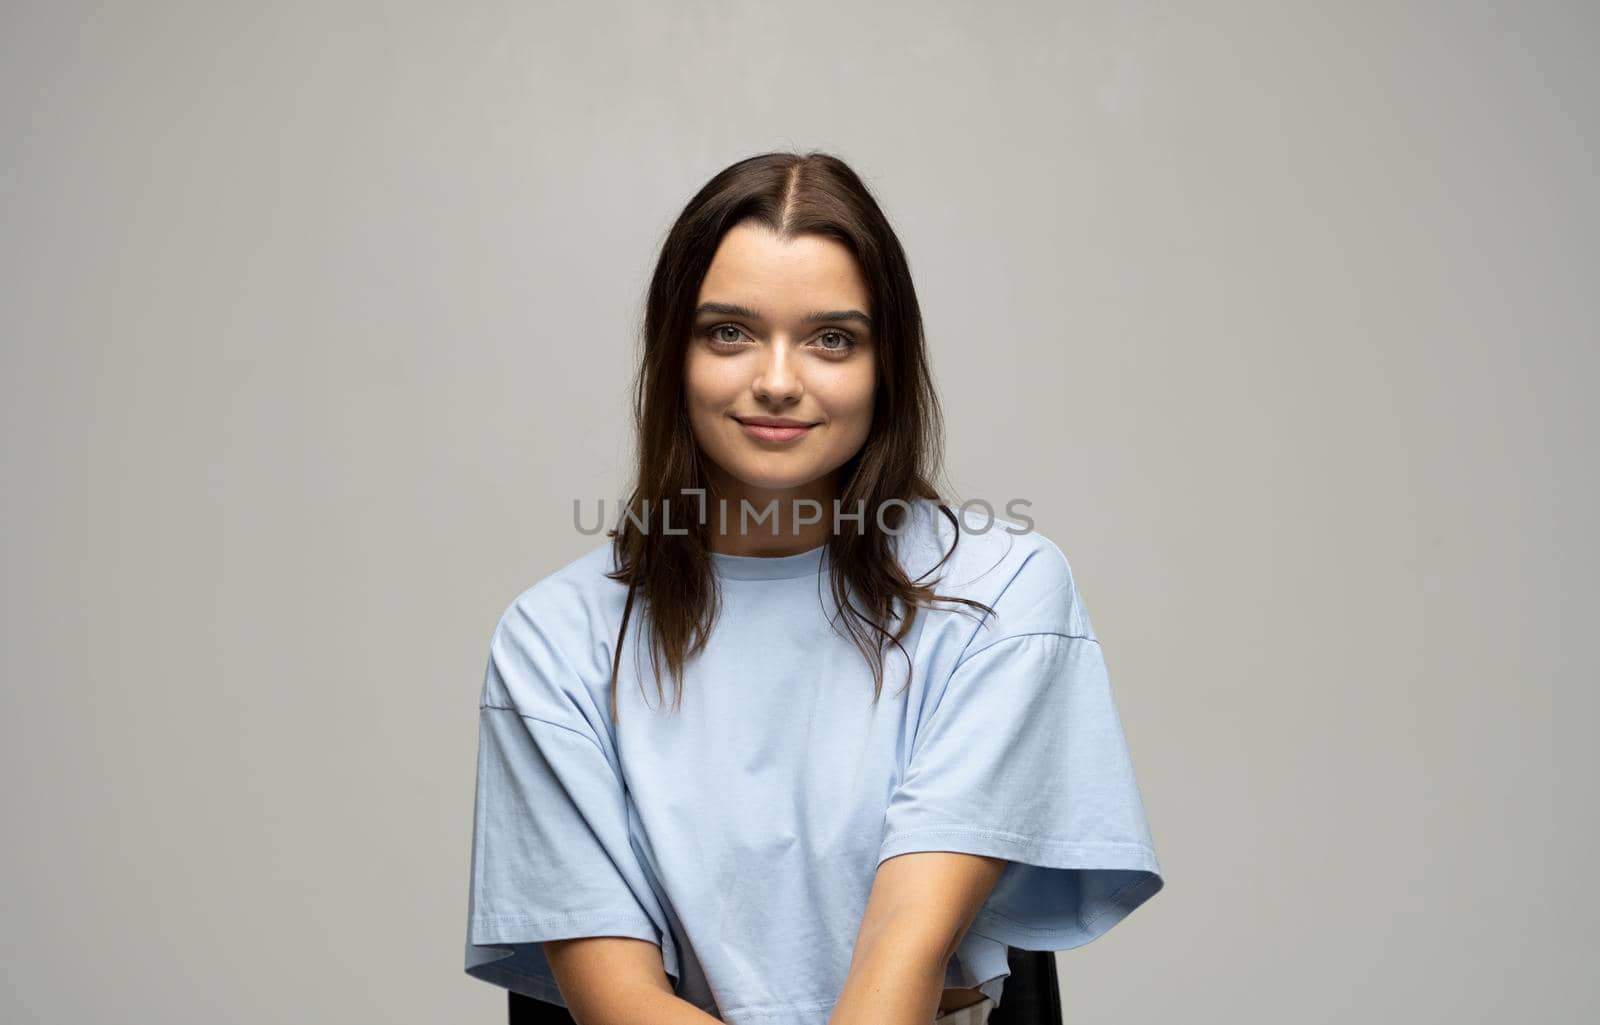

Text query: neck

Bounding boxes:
[701,466,844,557]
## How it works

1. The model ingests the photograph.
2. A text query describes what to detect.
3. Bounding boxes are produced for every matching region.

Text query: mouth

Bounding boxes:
[733,416,819,443]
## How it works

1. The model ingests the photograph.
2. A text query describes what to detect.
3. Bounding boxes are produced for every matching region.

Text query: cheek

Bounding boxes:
[831,370,876,424]
[683,352,733,414]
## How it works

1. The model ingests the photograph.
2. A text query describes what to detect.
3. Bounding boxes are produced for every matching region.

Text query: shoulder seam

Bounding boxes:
[954,630,1098,670]
[480,703,605,754]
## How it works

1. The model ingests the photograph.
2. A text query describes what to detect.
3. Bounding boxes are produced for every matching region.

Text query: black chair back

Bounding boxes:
[508,989,574,1025]
[987,947,1063,1025]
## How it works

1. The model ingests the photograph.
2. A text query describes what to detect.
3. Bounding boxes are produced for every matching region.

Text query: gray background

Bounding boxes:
[3,1,1595,1022]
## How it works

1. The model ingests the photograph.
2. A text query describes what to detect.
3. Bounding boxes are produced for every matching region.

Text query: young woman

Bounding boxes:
[464,152,1164,1025]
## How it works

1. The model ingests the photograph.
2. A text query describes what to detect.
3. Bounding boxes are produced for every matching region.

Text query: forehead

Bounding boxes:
[696,223,870,313]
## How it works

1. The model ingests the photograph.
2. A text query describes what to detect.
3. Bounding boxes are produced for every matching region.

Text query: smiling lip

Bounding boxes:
[734,416,818,443]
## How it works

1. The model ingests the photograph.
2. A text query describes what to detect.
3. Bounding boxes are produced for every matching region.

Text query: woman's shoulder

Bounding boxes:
[501,534,620,605]
[901,498,1094,644]
[489,539,627,662]
[480,538,628,718]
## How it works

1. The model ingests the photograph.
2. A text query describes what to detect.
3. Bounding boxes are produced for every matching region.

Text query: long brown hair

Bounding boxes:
[605,150,993,723]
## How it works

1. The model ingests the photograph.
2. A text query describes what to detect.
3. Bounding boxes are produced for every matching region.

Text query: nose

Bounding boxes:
[751,340,803,405]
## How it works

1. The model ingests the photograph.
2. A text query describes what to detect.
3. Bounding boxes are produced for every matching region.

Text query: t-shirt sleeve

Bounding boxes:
[464,605,676,1005]
[877,562,1164,951]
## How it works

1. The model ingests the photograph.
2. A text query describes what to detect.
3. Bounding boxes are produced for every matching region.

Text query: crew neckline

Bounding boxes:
[709,541,829,580]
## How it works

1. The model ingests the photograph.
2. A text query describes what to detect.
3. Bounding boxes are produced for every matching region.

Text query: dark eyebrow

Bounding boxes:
[694,302,872,329]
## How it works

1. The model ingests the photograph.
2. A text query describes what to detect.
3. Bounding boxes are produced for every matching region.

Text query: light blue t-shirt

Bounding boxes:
[464,498,1163,1025]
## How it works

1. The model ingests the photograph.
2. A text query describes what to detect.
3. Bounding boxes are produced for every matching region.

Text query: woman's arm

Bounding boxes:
[544,936,722,1025]
[827,851,1008,1025]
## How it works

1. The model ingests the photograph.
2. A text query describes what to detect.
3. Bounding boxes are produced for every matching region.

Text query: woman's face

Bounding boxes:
[685,221,876,516]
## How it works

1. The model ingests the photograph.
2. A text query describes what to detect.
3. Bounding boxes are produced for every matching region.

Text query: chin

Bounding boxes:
[725,469,814,493]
